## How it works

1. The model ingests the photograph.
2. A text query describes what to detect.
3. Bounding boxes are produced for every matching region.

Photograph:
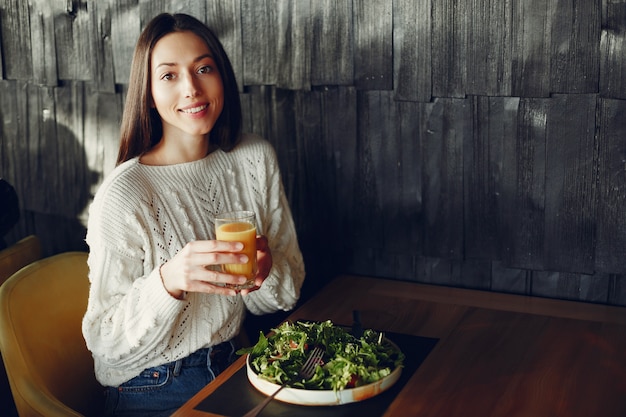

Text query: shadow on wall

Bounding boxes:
[3,122,100,258]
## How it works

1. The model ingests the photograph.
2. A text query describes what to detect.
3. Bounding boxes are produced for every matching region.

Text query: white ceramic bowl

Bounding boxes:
[246,351,402,406]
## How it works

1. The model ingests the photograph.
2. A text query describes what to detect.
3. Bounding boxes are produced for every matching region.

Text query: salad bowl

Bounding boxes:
[246,354,402,405]
[242,320,404,406]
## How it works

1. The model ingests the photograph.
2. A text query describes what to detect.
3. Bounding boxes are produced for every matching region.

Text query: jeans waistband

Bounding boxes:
[171,340,235,376]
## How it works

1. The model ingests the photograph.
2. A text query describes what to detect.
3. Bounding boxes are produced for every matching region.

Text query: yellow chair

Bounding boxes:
[0,235,42,284]
[0,235,42,417]
[0,252,104,417]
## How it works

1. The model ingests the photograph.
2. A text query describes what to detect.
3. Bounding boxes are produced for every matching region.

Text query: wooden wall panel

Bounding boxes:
[2,0,626,305]
[0,13,3,79]
[596,98,626,273]
[110,0,140,85]
[89,1,116,93]
[421,98,468,260]
[432,0,466,97]
[466,0,512,96]
[510,0,552,97]
[393,0,432,102]
[242,0,278,85]
[503,98,547,270]
[29,1,57,86]
[601,2,626,99]
[353,0,393,90]
[544,94,597,274]
[465,97,518,260]
[53,1,94,81]
[276,0,310,90]
[206,0,243,92]
[0,81,25,188]
[310,0,353,86]
[550,0,600,94]
[1,0,32,80]
[608,274,626,306]
[139,0,206,23]
[320,87,358,257]
[531,271,610,304]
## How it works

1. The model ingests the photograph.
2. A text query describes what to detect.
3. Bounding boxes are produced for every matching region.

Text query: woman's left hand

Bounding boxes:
[240,235,272,295]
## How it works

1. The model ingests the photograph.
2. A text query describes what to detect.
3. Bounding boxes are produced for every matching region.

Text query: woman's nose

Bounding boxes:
[182,73,199,97]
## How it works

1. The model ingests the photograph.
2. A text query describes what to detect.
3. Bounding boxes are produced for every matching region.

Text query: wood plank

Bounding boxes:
[393,0,432,101]
[550,0,600,93]
[353,0,393,90]
[1,0,32,80]
[510,0,552,97]
[502,98,547,270]
[381,98,422,278]
[609,274,626,307]
[240,86,272,140]
[241,0,278,85]
[466,0,512,96]
[0,13,3,79]
[28,0,57,86]
[89,0,116,93]
[110,0,140,85]
[267,87,298,204]
[54,81,89,217]
[596,98,626,272]
[465,97,518,260]
[310,0,353,86]
[490,260,531,295]
[421,98,467,260]
[600,2,626,99]
[0,81,23,189]
[139,0,206,23]
[206,0,243,92]
[531,270,610,303]
[544,94,597,273]
[350,92,422,277]
[275,0,310,90]
[52,1,94,81]
[432,0,466,97]
[321,86,358,258]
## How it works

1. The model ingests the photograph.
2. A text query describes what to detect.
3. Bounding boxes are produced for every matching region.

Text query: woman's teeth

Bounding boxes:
[181,104,207,114]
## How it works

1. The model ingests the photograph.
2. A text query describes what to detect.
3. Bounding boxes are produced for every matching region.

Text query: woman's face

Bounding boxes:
[150,31,224,141]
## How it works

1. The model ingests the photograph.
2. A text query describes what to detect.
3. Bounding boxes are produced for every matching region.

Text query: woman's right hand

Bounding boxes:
[158,240,251,298]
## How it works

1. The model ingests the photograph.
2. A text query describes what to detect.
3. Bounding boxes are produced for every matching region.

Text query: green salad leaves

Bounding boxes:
[237,320,405,391]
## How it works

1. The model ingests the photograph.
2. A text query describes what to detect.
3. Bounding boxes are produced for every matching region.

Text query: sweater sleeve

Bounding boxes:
[81,172,186,370]
[242,140,306,315]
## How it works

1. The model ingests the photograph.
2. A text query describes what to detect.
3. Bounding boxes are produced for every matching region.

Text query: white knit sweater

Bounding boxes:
[82,134,305,386]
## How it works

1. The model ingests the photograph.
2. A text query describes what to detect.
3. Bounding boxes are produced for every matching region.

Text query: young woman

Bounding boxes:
[82,13,305,416]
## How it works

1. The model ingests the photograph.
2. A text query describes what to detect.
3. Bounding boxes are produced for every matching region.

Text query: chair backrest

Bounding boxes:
[0,234,43,417]
[0,235,42,285]
[0,252,103,417]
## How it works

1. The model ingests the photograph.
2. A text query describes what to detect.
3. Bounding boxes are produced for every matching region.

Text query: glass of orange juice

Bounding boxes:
[214,210,257,289]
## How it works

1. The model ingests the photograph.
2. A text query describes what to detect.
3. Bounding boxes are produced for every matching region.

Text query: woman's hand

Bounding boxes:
[240,235,273,296]
[159,239,252,298]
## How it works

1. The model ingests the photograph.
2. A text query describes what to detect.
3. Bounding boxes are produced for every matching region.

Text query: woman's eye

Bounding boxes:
[161,73,175,81]
[198,65,213,74]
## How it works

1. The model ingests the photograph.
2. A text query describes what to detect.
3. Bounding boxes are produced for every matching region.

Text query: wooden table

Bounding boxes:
[173,275,626,417]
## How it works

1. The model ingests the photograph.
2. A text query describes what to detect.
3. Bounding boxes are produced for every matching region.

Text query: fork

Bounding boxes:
[242,346,325,417]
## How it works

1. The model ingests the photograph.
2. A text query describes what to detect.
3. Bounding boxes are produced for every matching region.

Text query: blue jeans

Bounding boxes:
[103,341,236,417]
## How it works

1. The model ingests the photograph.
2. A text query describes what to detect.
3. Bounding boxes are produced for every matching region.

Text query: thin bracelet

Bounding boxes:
[159,264,188,300]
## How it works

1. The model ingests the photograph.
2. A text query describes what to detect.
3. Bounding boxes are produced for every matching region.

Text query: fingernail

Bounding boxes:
[239,255,248,263]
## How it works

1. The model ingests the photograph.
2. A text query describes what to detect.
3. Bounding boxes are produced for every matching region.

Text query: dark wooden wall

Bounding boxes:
[1,0,626,307]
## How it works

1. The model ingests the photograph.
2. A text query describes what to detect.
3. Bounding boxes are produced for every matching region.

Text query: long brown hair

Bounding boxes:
[116,13,242,164]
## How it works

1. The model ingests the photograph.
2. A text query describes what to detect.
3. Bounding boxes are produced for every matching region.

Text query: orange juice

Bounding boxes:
[216,221,257,281]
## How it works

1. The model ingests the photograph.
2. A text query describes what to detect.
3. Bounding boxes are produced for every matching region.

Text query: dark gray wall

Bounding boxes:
[1,0,625,306]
